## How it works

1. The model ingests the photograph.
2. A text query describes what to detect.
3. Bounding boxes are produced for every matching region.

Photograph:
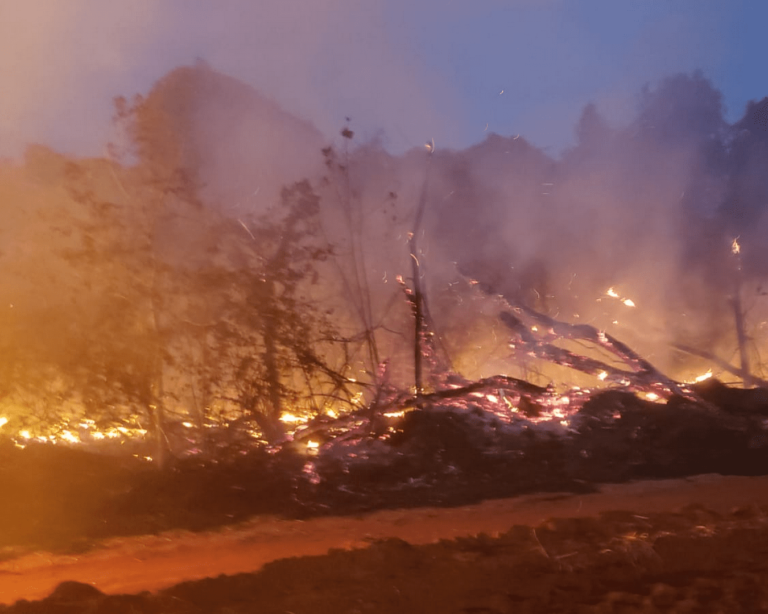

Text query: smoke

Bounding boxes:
[1,0,750,161]
[2,1,767,386]
[418,74,768,381]
[120,61,768,383]
[0,0,461,159]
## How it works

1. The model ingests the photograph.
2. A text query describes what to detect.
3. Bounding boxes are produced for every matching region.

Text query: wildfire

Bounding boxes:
[59,430,80,444]
[691,370,713,384]
[279,412,308,424]
[605,287,636,308]
[643,392,663,403]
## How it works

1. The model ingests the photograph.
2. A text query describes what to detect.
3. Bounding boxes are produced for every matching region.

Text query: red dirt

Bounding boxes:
[3,473,768,605]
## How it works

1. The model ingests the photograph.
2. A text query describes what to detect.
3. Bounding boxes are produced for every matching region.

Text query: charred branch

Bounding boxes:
[499,308,691,400]
[402,374,549,406]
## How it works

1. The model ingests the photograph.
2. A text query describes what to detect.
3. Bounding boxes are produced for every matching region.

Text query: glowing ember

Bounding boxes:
[606,287,619,298]
[19,430,31,439]
[503,396,517,410]
[644,392,661,402]
[486,394,499,404]
[597,371,608,381]
[622,298,635,307]
[306,440,320,449]
[0,417,7,428]
[383,410,406,419]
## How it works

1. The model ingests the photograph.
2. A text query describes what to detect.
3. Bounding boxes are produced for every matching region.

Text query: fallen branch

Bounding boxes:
[400,374,549,407]
[499,308,690,399]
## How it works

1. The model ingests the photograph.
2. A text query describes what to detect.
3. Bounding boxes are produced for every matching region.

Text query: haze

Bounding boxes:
[1,0,767,158]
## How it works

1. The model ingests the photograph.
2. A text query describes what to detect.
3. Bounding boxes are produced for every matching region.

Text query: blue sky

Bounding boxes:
[1,0,766,158]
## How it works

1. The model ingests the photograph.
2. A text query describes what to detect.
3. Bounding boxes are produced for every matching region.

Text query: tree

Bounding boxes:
[636,71,726,146]
[52,87,353,458]
[197,180,343,443]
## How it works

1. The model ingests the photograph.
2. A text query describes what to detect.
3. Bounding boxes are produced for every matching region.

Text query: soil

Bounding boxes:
[3,476,768,612]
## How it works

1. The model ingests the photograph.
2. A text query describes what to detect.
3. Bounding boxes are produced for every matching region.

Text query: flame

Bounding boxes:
[19,430,31,439]
[60,430,80,444]
[306,440,320,449]
[0,417,7,428]
[605,287,636,307]
[279,412,307,424]
[597,371,608,381]
[692,370,713,383]
[732,238,741,255]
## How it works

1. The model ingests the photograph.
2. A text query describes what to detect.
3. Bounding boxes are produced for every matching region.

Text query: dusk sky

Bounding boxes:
[1,0,766,159]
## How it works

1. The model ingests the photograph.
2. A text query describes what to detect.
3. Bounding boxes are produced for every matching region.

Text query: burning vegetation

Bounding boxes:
[0,64,768,493]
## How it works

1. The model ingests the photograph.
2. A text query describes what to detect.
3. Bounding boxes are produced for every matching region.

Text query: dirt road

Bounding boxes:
[3,474,768,605]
